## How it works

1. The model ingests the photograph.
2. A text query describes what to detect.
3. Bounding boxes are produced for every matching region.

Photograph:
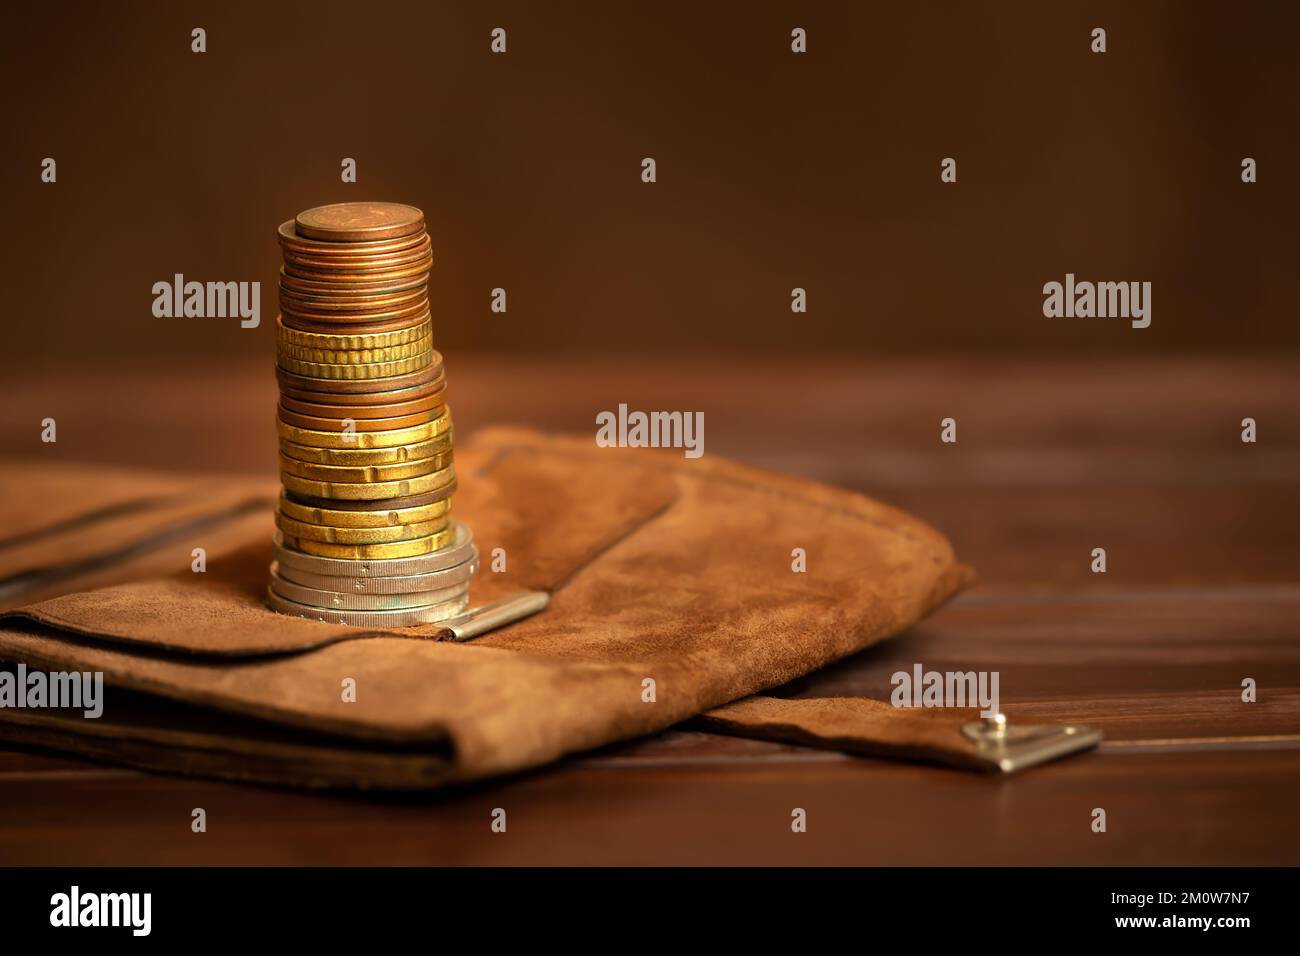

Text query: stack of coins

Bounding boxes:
[267,202,478,625]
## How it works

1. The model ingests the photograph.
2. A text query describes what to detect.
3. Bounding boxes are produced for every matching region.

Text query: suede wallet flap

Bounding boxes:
[2,430,680,656]
[0,427,973,788]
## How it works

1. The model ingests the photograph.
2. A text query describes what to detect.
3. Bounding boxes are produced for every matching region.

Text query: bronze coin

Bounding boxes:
[277,219,428,257]
[281,258,432,285]
[275,356,444,395]
[277,404,442,432]
[277,372,447,407]
[279,288,428,313]
[295,202,425,242]
[277,311,431,336]
[283,481,456,513]
[279,389,446,420]
[280,298,430,326]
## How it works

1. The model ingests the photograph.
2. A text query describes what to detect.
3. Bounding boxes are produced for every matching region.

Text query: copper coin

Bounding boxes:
[281,247,433,275]
[279,288,428,313]
[275,357,444,395]
[281,258,432,285]
[278,285,428,308]
[282,255,433,278]
[277,311,432,336]
[279,389,446,420]
[281,299,430,326]
[277,219,427,257]
[278,282,428,304]
[279,268,427,296]
[282,247,428,269]
[282,297,428,323]
[281,235,432,270]
[283,481,456,513]
[278,259,428,281]
[277,404,442,432]
[278,372,447,407]
[287,234,431,265]
[295,202,425,242]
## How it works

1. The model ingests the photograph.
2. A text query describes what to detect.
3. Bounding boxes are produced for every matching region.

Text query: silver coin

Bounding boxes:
[272,521,475,577]
[264,587,470,626]
[269,566,469,610]
[272,552,478,594]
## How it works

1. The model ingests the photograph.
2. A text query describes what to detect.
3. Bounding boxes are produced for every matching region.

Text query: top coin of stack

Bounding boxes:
[268,202,477,625]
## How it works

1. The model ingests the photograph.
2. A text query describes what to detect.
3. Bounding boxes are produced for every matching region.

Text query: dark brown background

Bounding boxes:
[2,0,1297,367]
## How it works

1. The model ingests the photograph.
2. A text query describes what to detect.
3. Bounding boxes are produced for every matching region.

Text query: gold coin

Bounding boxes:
[283,526,458,559]
[278,448,453,483]
[275,510,451,545]
[275,315,432,352]
[278,492,451,528]
[276,409,451,449]
[276,342,432,380]
[278,431,453,466]
[277,335,433,366]
[280,463,456,500]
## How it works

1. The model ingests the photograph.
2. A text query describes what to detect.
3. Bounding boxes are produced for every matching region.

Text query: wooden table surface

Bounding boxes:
[2,354,1298,865]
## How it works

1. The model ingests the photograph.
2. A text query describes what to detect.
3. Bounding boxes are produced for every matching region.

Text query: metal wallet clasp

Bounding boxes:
[961,713,1102,773]
[438,590,550,642]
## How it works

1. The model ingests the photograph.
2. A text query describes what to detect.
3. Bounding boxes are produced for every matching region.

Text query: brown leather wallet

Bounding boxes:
[0,428,1091,789]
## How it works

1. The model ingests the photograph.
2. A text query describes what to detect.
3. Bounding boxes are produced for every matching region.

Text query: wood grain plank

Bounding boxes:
[778,595,1300,740]
[4,356,1298,476]
[0,749,1295,865]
